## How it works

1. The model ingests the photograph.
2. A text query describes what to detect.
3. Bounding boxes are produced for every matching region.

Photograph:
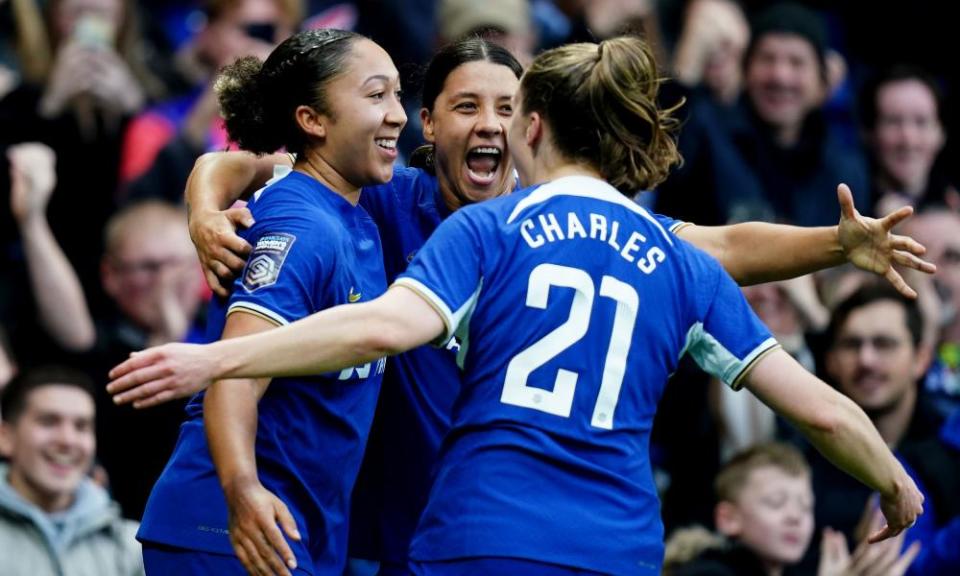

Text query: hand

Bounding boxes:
[225,477,301,576]
[39,43,97,117]
[818,527,852,576]
[871,475,924,543]
[854,510,921,576]
[837,184,936,298]
[819,521,921,576]
[9,143,57,225]
[147,262,193,347]
[189,206,253,298]
[86,49,145,114]
[106,343,216,408]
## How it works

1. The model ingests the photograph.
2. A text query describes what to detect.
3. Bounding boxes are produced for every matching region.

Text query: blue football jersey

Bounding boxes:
[396,176,778,575]
[351,167,462,565]
[354,167,687,566]
[137,171,387,574]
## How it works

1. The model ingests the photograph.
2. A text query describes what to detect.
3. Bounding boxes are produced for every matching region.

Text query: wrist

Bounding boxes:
[222,472,259,496]
[17,212,50,234]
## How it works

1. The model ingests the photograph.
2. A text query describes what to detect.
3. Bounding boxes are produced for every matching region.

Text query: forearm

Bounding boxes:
[205,377,268,490]
[18,217,95,350]
[682,222,843,285]
[215,302,398,380]
[746,351,909,499]
[212,287,443,381]
[186,151,289,212]
[796,390,908,500]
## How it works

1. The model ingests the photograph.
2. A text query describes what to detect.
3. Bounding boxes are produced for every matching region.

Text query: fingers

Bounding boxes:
[884,267,918,300]
[220,232,253,261]
[891,541,921,576]
[838,183,857,221]
[234,533,282,576]
[226,206,256,229]
[274,498,301,542]
[112,375,176,406]
[261,506,297,572]
[880,205,914,231]
[867,524,899,544]
[891,249,936,274]
[107,350,166,384]
[216,250,248,275]
[890,235,928,257]
[204,267,230,299]
[132,388,179,409]
[256,527,294,576]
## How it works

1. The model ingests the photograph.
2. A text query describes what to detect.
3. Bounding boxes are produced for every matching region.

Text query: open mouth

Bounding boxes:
[44,452,80,475]
[375,138,398,157]
[465,146,502,186]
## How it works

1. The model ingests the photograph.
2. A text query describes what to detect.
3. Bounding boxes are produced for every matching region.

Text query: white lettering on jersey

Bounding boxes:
[521,219,545,248]
[338,357,387,381]
[518,211,668,273]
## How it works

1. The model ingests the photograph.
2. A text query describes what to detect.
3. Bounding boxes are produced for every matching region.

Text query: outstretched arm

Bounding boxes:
[10,144,95,351]
[743,349,924,542]
[186,151,291,296]
[676,184,935,295]
[108,285,445,405]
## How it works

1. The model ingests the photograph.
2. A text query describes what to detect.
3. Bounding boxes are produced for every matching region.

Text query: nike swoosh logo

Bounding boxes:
[348,287,361,303]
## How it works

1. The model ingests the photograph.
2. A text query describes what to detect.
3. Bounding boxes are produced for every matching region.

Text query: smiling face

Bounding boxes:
[0,385,95,512]
[311,39,407,188]
[826,300,923,415]
[872,79,945,194]
[719,466,815,568]
[422,60,519,210]
[745,33,825,135]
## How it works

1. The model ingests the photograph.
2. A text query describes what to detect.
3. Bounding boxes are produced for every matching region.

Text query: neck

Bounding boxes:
[7,469,74,513]
[872,388,917,447]
[296,149,362,206]
[877,172,927,198]
[771,123,801,148]
[531,149,604,186]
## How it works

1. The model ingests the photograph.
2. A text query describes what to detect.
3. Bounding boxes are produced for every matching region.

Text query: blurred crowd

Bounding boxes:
[0,1,958,575]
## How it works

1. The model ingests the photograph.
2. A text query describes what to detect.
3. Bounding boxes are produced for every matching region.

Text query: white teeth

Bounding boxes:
[375,139,396,149]
[468,168,495,179]
[471,147,501,155]
[47,453,77,466]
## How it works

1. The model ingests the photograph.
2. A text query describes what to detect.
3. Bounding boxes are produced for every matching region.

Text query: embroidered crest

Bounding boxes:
[242,232,296,292]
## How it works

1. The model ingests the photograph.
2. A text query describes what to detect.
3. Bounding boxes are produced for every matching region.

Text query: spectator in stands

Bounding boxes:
[1,0,163,349]
[13,148,205,519]
[902,207,960,415]
[664,443,920,576]
[656,2,869,227]
[803,283,960,574]
[672,0,749,107]
[121,0,300,203]
[860,66,959,216]
[0,366,144,576]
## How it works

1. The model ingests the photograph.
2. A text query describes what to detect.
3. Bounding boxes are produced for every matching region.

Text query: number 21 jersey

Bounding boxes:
[395,176,778,575]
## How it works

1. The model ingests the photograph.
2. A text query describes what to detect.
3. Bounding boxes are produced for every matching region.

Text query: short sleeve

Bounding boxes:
[683,264,780,390]
[651,212,689,235]
[393,208,484,343]
[227,215,329,326]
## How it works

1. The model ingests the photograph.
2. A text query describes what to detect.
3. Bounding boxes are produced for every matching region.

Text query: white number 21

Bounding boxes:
[501,263,639,430]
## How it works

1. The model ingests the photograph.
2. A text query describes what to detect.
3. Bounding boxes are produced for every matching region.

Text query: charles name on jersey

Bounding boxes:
[518,210,667,274]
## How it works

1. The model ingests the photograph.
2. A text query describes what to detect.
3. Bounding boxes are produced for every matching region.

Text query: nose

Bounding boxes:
[857,342,881,367]
[386,95,407,129]
[476,105,503,137]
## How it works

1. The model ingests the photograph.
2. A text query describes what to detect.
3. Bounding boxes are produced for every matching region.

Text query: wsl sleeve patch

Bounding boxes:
[242,232,296,292]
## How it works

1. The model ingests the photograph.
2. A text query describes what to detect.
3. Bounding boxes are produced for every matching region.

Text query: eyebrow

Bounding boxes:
[362,75,395,87]
[448,92,515,101]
